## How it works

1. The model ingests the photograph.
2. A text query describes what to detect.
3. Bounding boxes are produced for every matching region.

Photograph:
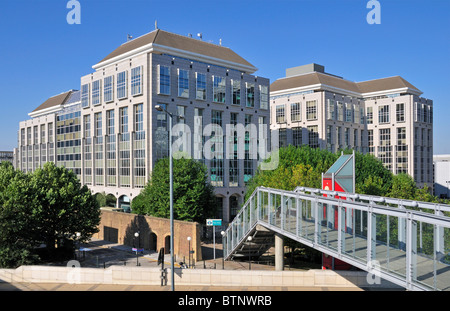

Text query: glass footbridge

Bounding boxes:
[222,185,450,291]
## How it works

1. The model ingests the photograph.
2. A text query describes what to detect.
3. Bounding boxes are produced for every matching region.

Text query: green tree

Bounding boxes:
[0,162,39,267]
[246,145,394,200]
[28,162,101,257]
[389,173,417,199]
[132,158,216,222]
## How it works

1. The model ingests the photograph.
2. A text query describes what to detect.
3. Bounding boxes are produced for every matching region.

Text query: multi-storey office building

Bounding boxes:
[270,63,433,188]
[18,90,81,176]
[17,29,271,223]
[0,151,14,165]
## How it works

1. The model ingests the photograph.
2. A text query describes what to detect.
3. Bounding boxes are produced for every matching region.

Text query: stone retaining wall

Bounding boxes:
[0,266,400,289]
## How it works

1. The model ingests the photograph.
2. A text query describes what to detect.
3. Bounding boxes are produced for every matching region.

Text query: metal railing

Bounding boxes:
[223,186,450,291]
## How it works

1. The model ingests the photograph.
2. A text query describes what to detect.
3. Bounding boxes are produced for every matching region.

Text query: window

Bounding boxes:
[327,99,335,120]
[307,125,319,148]
[155,103,168,162]
[396,103,405,122]
[344,128,350,147]
[92,80,101,106]
[259,85,268,110]
[134,103,145,188]
[210,110,224,187]
[278,128,287,148]
[104,75,114,103]
[244,114,253,185]
[246,82,255,107]
[326,125,332,151]
[306,100,317,120]
[366,106,373,124]
[119,107,130,187]
[131,66,143,96]
[81,84,90,108]
[378,105,390,124]
[94,112,103,186]
[293,127,302,147]
[345,103,353,123]
[134,104,144,139]
[290,102,301,122]
[83,115,91,184]
[117,71,128,99]
[354,104,360,124]
[177,69,189,98]
[193,108,204,161]
[158,65,170,95]
[106,110,116,186]
[337,102,344,121]
[276,105,285,123]
[229,112,239,187]
[367,130,375,155]
[213,76,226,103]
[378,128,392,171]
[232,80,241,106]
[196,72,206,100]
[396,127,408,174]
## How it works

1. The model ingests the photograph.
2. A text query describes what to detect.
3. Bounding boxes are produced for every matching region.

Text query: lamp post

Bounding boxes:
[187,237,191,268]
[221,231,226,270]
[155,104,183,291]
[247,236,253,270]
[75,232,81,259]
[134,232,140,266]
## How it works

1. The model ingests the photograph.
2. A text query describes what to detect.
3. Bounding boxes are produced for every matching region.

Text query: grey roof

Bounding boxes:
[65,90,80,104]
[271,72,422,95]
[32,91,73,113]
[96,29,255,69]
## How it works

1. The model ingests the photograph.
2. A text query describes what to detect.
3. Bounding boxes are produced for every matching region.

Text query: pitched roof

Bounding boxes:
[270,72,360,94]
[96,29,255,69]
[356,76,421,94]
[32,91,73,113]
[271,72,422,95]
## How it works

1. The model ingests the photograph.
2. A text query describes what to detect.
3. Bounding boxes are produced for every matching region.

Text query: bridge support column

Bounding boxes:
[275,233,284,271]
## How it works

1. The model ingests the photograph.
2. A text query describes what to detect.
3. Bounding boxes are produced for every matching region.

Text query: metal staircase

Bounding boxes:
[223,186,450,291]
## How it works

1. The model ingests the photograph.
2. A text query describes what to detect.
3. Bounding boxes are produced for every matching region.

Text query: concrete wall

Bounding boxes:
[94,210,202,261]
[0,266,400,289]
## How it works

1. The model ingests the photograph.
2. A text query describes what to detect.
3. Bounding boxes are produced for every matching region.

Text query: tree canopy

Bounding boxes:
[245,145,396,201]
[0,162,100,267]
[132,158,217,223]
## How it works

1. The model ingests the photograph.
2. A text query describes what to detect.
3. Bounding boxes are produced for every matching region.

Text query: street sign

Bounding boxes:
[132,248,144,253]
[206,219,222,226]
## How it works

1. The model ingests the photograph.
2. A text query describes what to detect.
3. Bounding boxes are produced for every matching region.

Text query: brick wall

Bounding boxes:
[94,210,202,261]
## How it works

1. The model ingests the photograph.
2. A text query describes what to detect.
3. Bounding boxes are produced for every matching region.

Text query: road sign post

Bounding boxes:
[206,219,222,260]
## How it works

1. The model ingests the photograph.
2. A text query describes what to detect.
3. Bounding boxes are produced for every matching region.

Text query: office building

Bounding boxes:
[434,155,450,198]
[17,29,271,223]
[270,64,433,188]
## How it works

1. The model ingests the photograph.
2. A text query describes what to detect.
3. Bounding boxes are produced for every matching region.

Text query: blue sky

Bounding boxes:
[0,0,448,153]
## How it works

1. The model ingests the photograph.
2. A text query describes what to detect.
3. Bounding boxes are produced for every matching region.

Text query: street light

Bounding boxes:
[187,237,191,268]
[221,231,226,270]
[75,232,81,259]
[247,236,253,270]
[134,232,140,266]
[155,104,184,291]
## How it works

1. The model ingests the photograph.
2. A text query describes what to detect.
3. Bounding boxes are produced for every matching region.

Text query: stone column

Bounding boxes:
[275,233,284,271]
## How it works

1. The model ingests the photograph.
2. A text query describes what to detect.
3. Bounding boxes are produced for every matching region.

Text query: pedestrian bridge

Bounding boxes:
[222,186,450,291]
